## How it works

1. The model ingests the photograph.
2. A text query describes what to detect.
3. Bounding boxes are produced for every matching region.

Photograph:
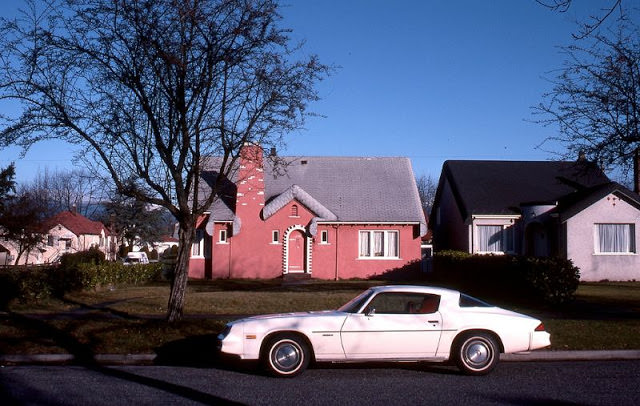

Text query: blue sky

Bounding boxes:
[0,0,617,183]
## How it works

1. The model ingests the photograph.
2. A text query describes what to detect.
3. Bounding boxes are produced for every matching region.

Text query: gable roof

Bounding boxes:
[557,182,640,221]
[202,155,427,235]
[262,184,337,221]
[434,160,611,220]
[41,211,109,236]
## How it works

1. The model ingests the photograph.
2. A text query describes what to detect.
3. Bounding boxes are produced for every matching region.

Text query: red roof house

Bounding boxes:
[40,211,115,262]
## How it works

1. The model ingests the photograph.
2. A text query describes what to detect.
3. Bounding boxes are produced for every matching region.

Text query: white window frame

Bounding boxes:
[359,230,399,259]
[272,230,281,244]
[218,229,228,244]
[594,223,636,254]
[320,230,329,244]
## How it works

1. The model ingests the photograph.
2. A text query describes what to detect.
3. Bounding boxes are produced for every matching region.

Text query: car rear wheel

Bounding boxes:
[262,335,310,377]
[454,332,499,375]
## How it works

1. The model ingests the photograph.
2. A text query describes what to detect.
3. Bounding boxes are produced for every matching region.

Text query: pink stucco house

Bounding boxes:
[187,144,427,280]
[430,158,640,281]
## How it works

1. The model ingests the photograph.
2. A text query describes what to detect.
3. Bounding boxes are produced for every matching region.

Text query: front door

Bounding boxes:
[287,230,305,273]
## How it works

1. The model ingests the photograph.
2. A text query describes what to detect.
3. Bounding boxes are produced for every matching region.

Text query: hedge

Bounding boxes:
[0,259,162,308]
[430,250,580,306]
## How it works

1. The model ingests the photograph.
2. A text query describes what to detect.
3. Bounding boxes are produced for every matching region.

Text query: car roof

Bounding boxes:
[370,285,460,297]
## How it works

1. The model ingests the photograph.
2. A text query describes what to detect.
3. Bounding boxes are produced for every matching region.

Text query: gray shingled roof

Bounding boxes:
[201,155,427,235]
[437,160,611,219]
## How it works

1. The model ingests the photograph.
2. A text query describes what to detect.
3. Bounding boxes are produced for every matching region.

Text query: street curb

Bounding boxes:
[0,354,156,366]
[501,350,640,362]
[1,351,639,366]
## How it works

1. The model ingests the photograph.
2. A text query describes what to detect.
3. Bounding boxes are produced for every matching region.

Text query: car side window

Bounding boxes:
[364,293,440,314]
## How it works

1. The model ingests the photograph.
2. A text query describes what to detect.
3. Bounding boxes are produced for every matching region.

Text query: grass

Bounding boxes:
[1,280,639,357]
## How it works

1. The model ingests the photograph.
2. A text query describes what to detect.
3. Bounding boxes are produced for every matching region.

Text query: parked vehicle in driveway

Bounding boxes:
[217,285,551,377]
[123,251,149,265]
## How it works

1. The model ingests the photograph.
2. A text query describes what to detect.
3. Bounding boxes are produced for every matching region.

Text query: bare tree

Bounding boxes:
[415,174,437,215]
[536,0,623,39]
[100,191,171,251]
[0,0,329,321]
[533,21,640,179]
[21,168,108,219]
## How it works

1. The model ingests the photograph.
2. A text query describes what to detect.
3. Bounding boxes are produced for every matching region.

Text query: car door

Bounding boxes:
[340,292,443,359]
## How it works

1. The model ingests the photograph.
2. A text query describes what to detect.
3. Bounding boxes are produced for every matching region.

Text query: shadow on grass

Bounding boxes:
[2,312,98,364]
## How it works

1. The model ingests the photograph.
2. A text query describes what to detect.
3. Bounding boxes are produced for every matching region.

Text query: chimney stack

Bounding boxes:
[578,150,586,162]
[634,148,640,195]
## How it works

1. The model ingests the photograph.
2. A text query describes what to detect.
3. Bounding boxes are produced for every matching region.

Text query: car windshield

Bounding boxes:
[338,289,375,313]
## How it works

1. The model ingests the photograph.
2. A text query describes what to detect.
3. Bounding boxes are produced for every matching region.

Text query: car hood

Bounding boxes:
[237,310,343,322]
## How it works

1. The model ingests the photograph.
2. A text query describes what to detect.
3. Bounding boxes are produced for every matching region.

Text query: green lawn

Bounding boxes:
[1,280,639,356]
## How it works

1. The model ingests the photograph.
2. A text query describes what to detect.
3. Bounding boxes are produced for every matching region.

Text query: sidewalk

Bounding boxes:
[2,350,639,366]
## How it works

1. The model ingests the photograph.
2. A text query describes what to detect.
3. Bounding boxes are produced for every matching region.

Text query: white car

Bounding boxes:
[217,285,551,377]
[123,252,149,265]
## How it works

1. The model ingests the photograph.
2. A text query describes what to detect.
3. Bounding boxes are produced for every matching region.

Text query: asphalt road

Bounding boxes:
[1,360,638,405]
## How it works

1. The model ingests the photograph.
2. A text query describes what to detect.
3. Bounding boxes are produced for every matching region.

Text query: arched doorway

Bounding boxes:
[283,225,312,275]
[287,230,305,273]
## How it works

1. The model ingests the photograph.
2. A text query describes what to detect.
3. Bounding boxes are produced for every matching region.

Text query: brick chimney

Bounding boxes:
[236,143,265,222]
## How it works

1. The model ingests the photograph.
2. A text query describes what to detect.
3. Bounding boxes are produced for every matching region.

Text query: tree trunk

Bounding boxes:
[166,221,195,322]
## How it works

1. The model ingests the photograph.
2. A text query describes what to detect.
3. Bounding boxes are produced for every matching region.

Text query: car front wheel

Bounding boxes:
[454,332,499,375]
[262,335,310,377]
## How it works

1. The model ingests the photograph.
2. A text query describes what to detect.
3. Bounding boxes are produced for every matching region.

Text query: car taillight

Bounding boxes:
[535,323,546,332]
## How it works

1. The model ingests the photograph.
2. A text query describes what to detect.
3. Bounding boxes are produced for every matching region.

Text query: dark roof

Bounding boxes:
[41,211,109,236]
[201,156,426,232]
[436,160,611,219]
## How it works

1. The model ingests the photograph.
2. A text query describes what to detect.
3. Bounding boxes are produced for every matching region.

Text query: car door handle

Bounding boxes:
[428,320,439,324]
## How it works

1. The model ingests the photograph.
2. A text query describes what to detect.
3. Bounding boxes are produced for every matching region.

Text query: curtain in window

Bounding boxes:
[359,231,370,257]
[597,224,634,253]
[373,231,384,256]
[478,225,503,252]
[192,230,203,256]
[387,231,398,257]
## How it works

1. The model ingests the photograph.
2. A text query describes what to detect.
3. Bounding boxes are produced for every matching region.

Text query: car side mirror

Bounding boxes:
[365,308,376,317]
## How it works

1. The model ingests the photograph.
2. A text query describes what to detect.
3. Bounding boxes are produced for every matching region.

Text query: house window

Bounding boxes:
[272,230,280,244]
[219,229,227,243]
[192,229,204,257]
[47,235,54,247]
[320,230,329,244]
[291,204,299,217]
[359,230,399,258]
[477,225,514,253]
[595,224,636,253]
